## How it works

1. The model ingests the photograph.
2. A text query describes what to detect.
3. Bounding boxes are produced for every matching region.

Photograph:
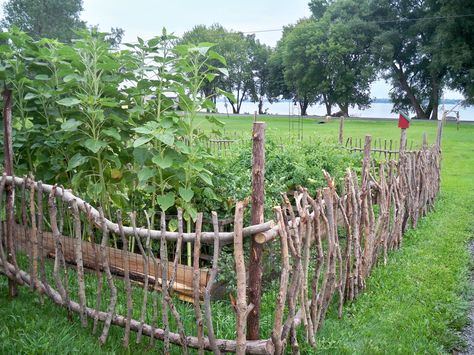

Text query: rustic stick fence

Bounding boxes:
[1,104,444,353]
[0,138,441,354]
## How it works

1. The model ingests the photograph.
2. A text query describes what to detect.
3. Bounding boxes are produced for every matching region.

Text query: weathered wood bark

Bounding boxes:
[193,213,205,354]
[117,210,132,348]
[234,201,254,355]
[21,178,30,285]
[164,208,189,353]
[169,208,184,290]
[85,204,103,335]
[400,128,407,154]
[71,199,87,327]
[8,176,277,245]
[98,208,118,345]
[130,212,150,344]
[3,88,18,298]
[0,175,12,280]
[48,186,71,317]
[272,207,290,355]
[144,211,159,347]
[160,212,170,353]
[204,212,221,355]
[34,181,47,300]
[248,121,266,340]
[28,179,39,294]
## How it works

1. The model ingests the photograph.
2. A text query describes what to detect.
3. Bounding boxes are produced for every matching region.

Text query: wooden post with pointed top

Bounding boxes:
[2,88,18,298]
[247,121,265,340]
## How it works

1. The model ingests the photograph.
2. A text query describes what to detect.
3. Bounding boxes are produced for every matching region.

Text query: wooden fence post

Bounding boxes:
[436,112,445,150]
[422,132,428,149]
[399,128,407,154]
[247,122,266,340]
[2,88,18,298]
[339,116,344,145]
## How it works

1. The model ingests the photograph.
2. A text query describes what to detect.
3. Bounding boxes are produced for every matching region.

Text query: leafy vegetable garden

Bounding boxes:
[0,28,452,354]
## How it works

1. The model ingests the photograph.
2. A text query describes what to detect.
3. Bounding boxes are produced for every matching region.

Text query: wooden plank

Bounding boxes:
[13,224,209,299]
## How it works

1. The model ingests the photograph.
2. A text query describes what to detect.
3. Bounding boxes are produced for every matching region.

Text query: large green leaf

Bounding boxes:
[67,153,88,171]
[208,50,227,65]
[154,132,174,146]
[133,147,150,165]
[24,93,38,101]
[83,139,107,153]
[133,126,153,134]
[152,155,173,169]
[217,67,229,77]
[63,74,83,83]
[35,74,50,81]
[137,167,156,182]
[156,192,175,212]
[102,128,121,141]
[61,119,82,132]
[179,187,194,203]
[57,97,81,107]
[133,136,153,147]
[199,172,213,186]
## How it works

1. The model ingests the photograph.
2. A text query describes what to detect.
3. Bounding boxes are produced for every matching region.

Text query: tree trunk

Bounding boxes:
[323,94,332,116]
[227,98,238,114]
[299,97,309,116]
[392,63,427,119]
[258,98,264,115]
[338,103,349,117]
[236,89,248,115]
[430,77,440,121]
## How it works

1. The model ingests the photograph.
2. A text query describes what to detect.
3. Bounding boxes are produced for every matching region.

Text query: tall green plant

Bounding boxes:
[55,30,127,214]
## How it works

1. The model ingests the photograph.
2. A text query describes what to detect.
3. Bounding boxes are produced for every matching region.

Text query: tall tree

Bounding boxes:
[278,19,322,116]
[1,0,86,42]
[369,0,445,119]
[181,24,261,114]
[321,0,377,115]
[278,6,376,116]
[434,0,474,103]
[249,38,272,114]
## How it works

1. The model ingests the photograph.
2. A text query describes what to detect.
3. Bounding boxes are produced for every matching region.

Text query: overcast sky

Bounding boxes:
[0,0,463,99]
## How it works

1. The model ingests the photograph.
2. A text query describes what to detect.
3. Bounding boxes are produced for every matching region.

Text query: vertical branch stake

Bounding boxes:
[248,121,265,340]
[3,88,18,298]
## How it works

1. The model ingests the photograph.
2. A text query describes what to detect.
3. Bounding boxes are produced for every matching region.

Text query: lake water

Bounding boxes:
[216,100,474,121]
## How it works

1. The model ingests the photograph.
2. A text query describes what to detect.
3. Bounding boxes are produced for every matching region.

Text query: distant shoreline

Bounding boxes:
[199,111,474,124]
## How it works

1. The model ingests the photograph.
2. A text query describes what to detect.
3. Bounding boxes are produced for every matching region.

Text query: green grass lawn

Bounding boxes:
[1,116,473,354]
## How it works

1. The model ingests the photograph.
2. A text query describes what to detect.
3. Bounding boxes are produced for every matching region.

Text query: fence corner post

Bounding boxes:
[247,121,265,340]
[399,128,407,154]
[2,87,18,298]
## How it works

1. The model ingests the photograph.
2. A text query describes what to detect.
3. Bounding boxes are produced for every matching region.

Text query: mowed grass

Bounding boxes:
[1,115,474,354]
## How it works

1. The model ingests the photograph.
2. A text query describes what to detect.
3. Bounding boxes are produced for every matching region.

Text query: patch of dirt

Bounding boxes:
[461,240,474,355]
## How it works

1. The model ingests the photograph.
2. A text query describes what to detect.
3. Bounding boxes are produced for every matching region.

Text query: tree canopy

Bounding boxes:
[1,0,86,42]
[271,0,376,116]
[181,24,272,114]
